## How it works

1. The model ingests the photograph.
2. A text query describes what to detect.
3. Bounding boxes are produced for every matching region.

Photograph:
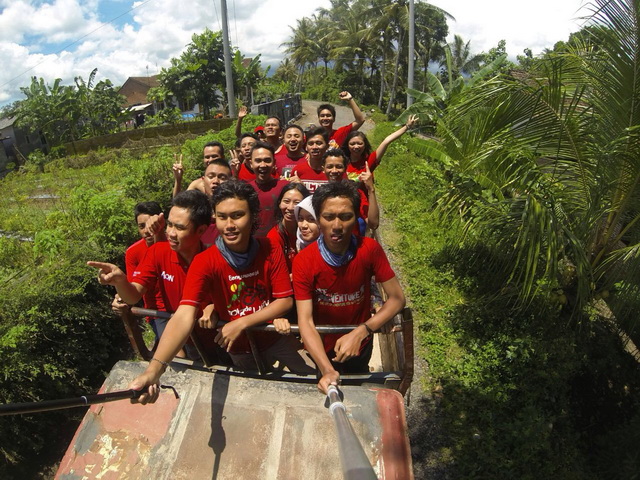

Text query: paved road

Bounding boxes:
[299,100,375,135]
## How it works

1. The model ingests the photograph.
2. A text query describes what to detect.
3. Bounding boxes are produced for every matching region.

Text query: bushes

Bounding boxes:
[373,121,640,478]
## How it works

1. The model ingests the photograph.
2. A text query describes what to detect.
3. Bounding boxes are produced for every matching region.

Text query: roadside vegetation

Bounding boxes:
[0,115,266,478]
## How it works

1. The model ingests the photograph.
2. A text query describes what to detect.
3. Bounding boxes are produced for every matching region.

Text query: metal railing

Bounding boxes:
[121,305,413,394]
[251,94,302,125]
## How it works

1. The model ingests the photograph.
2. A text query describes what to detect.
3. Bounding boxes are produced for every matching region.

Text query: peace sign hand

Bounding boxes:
[172,154,184,181]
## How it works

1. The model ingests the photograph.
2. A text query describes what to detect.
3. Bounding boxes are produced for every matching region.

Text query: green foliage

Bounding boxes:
[144,107,184,127]
[374,119,640,478]
[14,69,126,147]
[158,28,225,118]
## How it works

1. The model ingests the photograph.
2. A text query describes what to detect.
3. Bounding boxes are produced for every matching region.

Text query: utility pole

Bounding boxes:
[407,0,415,107]
[221,0,236,118]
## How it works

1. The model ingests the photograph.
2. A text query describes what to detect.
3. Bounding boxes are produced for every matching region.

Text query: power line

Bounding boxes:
[0,0,157,91]
[212,0,222,31]
[232,0,239,48]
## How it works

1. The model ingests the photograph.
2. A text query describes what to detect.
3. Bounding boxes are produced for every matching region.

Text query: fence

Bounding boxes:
[62,118,234,155]
[251,94,302,125]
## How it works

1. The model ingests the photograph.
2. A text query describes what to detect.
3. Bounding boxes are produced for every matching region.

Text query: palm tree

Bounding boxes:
[411,0,640,325]
[447,34,485,78]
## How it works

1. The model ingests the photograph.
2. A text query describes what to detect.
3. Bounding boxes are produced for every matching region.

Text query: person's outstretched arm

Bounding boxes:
[339,91,366,130]
[374,114,418,165]
[235,106,248,138]
[87,261,146,305]
[127,304,199,404]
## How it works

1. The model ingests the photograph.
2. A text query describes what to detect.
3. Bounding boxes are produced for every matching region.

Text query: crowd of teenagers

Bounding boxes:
[88,92,417,398]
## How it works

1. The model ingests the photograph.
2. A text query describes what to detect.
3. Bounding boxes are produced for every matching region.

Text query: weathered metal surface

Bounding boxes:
[56,361,412,480]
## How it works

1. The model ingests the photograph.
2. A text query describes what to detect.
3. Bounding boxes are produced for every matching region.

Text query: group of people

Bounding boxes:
[89,91,416,398]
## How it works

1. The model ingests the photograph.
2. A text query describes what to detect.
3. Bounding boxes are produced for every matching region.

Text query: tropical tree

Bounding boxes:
[159,28,225,118]
[410,0,640,328]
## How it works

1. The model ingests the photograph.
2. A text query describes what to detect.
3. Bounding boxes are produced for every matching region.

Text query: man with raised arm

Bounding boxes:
[123,181,314,403]
[89,190,212,344]
[292,181,405,394]
[317,91,366,147]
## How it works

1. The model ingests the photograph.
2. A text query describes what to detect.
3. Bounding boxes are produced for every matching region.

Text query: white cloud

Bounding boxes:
[0,0,586,107]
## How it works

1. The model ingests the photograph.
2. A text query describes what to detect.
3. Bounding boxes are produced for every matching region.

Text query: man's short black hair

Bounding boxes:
[283,124,304,136]
[312,180,360,218]
[306,126,330,143]
[204,141,225,156]
[134,201,162,222]
[170,190,212,228]
[317,103,336,118]
[341,131,372,158]
[265,116,282,128]
[322,148,348,166]
[250,140,275,157]
[205,158,232,171]
[235,132,258,148]
[211,180,261,233]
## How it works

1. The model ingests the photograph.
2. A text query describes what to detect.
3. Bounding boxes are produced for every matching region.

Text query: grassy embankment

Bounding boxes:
[0,116,265,479]
[371,120,640,479]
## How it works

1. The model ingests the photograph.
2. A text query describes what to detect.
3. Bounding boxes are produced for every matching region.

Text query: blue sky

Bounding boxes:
[0,0,584,108]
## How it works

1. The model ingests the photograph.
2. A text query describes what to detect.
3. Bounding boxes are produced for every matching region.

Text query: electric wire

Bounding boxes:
[0,0,158,92]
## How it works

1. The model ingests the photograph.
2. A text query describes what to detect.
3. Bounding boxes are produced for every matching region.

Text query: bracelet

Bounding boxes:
[151,357,169,369]
[362,323,374,336]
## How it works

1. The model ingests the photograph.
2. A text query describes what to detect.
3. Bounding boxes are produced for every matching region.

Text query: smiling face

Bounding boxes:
[306,134,328,160]
[279,189,304,227]
[318,109,335,130]
[250,147,276,183]
[165,206,203,253]
[323,155,346,182]
[318,196,357,255]
[284,128,304,155]
[297,209,320,243]
[214,197,253,253]
[347,135,366,158]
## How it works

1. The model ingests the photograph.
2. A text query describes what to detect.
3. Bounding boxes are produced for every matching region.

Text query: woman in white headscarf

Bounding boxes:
[294,195,321,251]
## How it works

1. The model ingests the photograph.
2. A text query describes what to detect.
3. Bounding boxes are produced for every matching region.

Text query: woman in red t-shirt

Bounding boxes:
[341,114,418,181]
[266,183,311,273]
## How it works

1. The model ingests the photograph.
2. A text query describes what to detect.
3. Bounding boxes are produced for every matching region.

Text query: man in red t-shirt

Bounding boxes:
[290,126,329,193]
[247,141,290,238]
[125,181,314,404]
[317,91,365,148]
[274,124,307,179]
[112,201,166,341]
[89,191,212,347]
[173,141,225,196]
[293,181,405,394]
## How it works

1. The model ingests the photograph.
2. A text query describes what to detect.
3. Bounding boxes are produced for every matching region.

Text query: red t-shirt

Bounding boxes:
[131,242,197,313]
[329,124,354,148]
[267,224,297,273]
[237,163,279,181]
[179,238,293,354]
[290,161,328,193]
[292,236,395,352]
[346,151,378,181]
[275,150,307,180]
[125,238,165,312]
[249,179,290,238]
[201,223,219,246]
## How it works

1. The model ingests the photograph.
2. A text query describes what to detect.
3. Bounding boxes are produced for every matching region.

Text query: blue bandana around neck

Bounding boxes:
[317,234,358,267]
[216,235,259,271]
